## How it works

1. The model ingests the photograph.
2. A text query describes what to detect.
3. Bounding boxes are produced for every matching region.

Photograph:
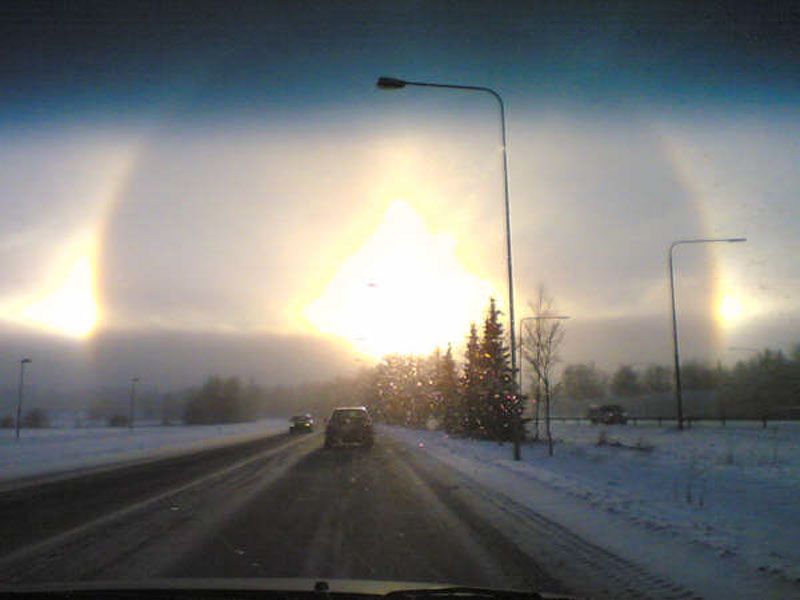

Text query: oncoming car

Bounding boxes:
[289,414,314,434]
[325,406,374,449]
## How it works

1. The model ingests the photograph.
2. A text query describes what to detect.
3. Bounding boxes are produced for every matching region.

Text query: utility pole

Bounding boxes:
[14,358,32,440]
[129,377,140,430]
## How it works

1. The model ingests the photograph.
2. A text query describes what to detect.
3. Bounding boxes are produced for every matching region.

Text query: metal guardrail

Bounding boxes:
[538,416,798,428]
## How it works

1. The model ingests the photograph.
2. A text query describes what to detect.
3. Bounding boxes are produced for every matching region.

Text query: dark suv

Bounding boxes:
[325,406,374,448]
[289,414,314,434]
[588,404,628,425]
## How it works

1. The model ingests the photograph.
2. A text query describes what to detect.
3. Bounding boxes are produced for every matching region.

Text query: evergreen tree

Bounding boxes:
[642,364,672,394]
[562,362,607,401]
[373,355,416,425]
[413,353,437,427]
[184,375,250,424]
[461,322,484,436]
[611,365,641,397]
[436,344,461,433]
[479,298,515,440]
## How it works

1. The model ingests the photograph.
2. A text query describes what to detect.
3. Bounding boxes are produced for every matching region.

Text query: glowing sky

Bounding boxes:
[306,201,494,358]
[0,2,797,384]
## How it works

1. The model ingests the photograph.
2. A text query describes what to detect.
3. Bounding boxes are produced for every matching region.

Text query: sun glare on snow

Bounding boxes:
[306,202,494,359]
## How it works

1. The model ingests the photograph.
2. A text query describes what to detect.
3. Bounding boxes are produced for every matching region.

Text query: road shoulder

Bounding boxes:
[383,426,800,600]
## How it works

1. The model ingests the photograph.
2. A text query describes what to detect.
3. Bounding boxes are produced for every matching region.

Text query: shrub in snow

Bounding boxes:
[596,429,653,452]
[108,414,130,427]
[722,450,735,465]
[23,408,50,429]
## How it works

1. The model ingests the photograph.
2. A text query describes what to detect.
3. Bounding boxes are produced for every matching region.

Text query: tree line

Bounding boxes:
[331,291,571,454]
[80,292,564,446]
[559,347,800,420]
[81,340,800,428]
[357,298,518,441]
[8,297,796,431]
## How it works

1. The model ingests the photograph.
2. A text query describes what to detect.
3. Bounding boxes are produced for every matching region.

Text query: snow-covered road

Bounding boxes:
[0,419,288,483]
[383,422,800,599]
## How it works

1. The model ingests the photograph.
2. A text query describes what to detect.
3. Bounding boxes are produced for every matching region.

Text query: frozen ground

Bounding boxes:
[383,421,800,599]
[0,418,288,483]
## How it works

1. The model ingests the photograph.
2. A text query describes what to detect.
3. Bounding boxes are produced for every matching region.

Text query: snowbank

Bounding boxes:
[383,421,800,598]
[0,418,288,483]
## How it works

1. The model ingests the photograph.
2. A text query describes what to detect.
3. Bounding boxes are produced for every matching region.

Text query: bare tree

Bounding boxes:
[523,286,566,456]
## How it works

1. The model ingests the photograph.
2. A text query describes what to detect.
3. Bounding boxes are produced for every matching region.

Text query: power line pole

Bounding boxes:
[129,377,140,430]
[14,358,32,441]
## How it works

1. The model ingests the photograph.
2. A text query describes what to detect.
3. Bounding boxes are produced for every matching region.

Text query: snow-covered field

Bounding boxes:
[0,419,288,483]
[383,421,800,599]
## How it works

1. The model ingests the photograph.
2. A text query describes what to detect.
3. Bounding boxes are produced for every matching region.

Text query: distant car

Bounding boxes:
[588,404,628,425]
[325,406,374,448]
[289,414,314,434]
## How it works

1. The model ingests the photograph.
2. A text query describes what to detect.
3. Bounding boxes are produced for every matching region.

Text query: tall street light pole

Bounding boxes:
[129,377,140,430]
[669,237,746,430]
[15,358,32,441]
[377,76,521,459]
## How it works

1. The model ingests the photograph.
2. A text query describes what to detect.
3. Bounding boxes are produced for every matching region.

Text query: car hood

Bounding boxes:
[0,578,576,598]
[0,578,452,594]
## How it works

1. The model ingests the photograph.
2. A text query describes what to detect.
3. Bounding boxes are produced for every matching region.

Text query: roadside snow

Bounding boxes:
[0,419,288,483]
[383,421,800,599]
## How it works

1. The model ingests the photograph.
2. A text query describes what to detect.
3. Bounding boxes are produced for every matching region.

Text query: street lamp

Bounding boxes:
[14,358,32,441]
[377,75,521,458]
[518,316,569,441]
[669,237,746,430]
[129,377,140,430]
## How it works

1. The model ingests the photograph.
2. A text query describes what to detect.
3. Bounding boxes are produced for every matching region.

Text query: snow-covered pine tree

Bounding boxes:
[479,298,516,441]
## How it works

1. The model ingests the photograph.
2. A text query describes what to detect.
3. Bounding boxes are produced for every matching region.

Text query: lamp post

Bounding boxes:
[669,237,746,430]
[377,76,521,458]
[518,315,569,441]
[14,358,32,440]
[129,377,140,430]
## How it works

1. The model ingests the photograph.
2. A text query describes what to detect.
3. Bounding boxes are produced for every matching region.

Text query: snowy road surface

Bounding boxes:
[385,423,800,600]
[0,419,288,483]
[1,427,798,599]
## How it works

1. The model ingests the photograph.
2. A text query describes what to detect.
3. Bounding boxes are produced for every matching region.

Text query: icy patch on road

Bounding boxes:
[0,419,288,483]
[383,422,800,598]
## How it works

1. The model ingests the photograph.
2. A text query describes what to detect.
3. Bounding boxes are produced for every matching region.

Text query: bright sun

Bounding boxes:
[21,255,99,338]
[0,232,100,339]
[718,294,743,325]
[305,202,494,359]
